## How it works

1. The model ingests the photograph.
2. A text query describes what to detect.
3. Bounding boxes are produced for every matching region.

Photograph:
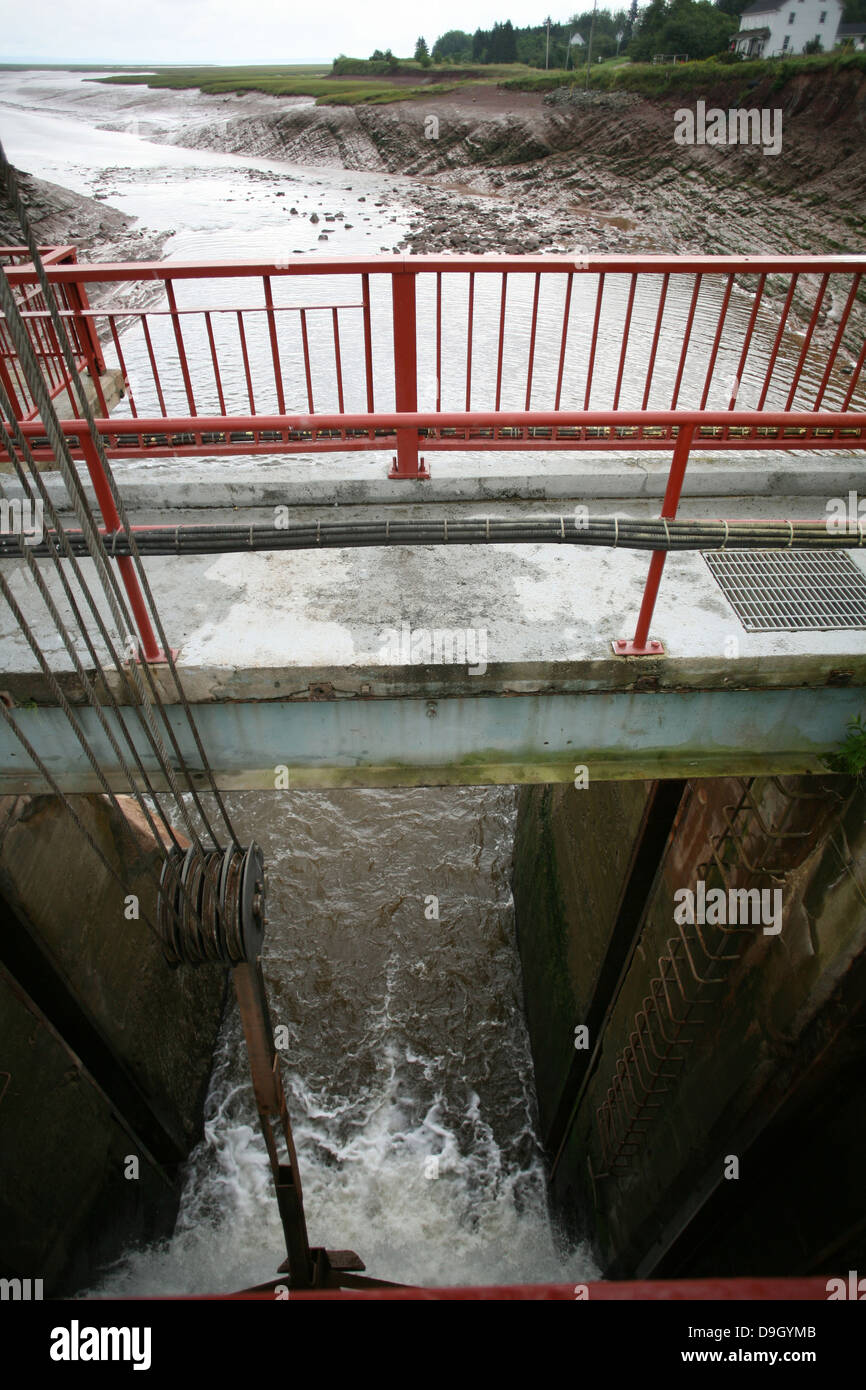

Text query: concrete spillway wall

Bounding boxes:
[0,794,224,1295]
[513,772,866,1278]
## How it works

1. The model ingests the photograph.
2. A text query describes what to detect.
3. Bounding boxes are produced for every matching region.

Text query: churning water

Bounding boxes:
[88,788,596,1293]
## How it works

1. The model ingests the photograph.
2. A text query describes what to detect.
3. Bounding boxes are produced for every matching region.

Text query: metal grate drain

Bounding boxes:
[704,550,866,632]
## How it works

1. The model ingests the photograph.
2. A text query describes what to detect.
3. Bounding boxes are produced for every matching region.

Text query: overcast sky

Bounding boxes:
[3,1,606,66]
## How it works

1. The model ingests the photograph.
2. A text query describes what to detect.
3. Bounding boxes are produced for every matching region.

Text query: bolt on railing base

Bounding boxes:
[388,455,430,480]
[612,638,665,656]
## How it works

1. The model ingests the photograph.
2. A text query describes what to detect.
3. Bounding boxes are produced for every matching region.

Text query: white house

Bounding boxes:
[836,21,866,49]
[732,0,845,58]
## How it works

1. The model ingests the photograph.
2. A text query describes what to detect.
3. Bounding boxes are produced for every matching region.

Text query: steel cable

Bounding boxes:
[0,152,230,852]
[0,145,240,849]
[0,395,188,854]
[0,567,215,947]
[0,269,218,852]
[0,442,213,933]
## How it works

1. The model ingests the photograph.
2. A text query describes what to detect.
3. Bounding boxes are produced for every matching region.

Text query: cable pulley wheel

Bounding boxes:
[157,842,267,966]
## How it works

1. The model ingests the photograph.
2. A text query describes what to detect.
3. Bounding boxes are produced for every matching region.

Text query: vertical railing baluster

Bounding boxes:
[299,309,313,412]
[758,273,798,410]
[141,315,167,416]
[613,273,637,410]
[642,272,670,413]
[108,315,137,417]
[584,272,605,410]
[784,272,829,411]
[166,281,197,415]
[435,271,442,414]
[238,311,256,413]
[495,272,507,411]
[525,271,540,411]
[263,275,285,414]
[813,274,860,410]
[698,272,734,411]
[728,273,766,410]
[205,311,226,415]
[465,270,475,411]
[553,271,574,412]
[389,268,426,478]
[841,336,866,411]
[670,273,702,409]
[332,307,344,414]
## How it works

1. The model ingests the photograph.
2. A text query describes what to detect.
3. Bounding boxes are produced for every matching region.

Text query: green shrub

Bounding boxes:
[823,714,866,777]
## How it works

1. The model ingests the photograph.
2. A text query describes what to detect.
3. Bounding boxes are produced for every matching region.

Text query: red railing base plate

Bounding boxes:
[134,646,178,666]
[612,638,665,656]
[388,456,430,480]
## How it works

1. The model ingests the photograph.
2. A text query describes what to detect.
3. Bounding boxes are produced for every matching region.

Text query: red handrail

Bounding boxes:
[3,251,865,659]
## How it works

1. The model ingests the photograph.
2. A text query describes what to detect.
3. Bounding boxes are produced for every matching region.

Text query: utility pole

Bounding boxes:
[545,16,551,69]
[584,0,598,89]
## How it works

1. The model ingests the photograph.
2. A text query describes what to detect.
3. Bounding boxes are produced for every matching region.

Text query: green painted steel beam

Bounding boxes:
[0,689,861,792]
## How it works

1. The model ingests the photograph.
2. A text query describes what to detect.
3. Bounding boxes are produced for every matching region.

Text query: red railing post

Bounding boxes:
[61,251,107,375]
[0,333,24,419]
[613,423,695,657]
[79,432,165,663]
[389,269,428,479]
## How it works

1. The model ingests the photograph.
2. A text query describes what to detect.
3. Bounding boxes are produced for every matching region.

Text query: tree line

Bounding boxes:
[415,0,865,68]
[430,11,637,67]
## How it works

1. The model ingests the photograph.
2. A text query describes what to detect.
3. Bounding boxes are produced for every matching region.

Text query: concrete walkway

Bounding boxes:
[2,456,864,787]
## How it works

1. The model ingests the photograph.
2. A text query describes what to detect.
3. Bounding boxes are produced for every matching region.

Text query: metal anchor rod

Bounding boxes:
[232,959,314,1288]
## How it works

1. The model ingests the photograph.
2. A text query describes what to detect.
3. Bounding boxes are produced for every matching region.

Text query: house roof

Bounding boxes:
[735,26,771,37]
[740,0,840,11]
[838,22,866,34]
[740,0,788,14]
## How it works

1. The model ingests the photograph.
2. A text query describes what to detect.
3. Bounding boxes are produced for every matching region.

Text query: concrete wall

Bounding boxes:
[513,772,866,1278]
[512,779,656,1144]
[0,793,225,1294]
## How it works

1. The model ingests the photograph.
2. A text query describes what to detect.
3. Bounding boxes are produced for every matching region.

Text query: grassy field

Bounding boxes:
[95,60,550,106]
[95,64,461,106]
[94,49,866,108]
[504,48,866,97]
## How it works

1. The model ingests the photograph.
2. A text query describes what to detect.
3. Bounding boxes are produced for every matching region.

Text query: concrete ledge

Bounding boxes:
[2,448,864,508]
[55,368,125,422]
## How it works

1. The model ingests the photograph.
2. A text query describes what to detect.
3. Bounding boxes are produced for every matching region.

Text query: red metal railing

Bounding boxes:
[0,246,106,421]
[3,252,865,657]
[5,253,865,456]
